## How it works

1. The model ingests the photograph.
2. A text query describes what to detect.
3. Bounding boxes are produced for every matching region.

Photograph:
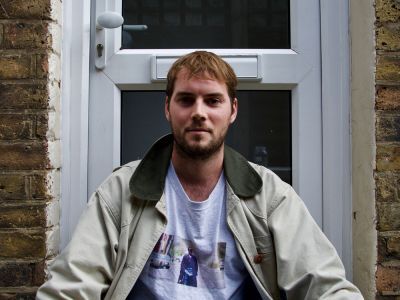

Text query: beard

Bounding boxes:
[171,125,228,160]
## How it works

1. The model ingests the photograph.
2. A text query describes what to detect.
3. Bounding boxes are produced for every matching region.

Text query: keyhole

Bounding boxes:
[97,44,104,57]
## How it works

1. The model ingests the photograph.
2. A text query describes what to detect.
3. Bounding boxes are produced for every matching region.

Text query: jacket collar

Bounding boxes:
[129,134,262,201]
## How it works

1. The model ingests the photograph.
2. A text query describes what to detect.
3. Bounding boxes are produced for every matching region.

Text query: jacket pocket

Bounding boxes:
[254,235,274,255]
[253,234,281,299]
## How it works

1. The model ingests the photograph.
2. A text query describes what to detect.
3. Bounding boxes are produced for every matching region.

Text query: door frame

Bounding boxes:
[89,0,323,221]
[320,0,352,278]
[62,0,352,278]
[60,0,91,249]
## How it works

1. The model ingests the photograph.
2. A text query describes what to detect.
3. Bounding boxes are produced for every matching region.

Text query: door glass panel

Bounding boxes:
[122,0,290,49]
[121,90,291,184]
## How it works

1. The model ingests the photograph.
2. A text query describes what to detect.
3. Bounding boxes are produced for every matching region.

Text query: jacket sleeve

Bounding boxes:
[268,186,363,299]
[36,190,119,299]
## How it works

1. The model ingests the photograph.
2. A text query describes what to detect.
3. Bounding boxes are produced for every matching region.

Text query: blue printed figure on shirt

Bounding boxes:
[178,247,198,287]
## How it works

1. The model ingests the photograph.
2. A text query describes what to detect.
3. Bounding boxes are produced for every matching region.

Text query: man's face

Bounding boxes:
[165,69,237,160]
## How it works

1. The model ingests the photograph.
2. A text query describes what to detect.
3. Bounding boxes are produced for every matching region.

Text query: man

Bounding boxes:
[177,247,198,287]
[37,51,363,299]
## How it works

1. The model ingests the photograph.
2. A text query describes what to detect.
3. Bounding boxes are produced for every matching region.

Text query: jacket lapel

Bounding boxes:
[129,134,263,201]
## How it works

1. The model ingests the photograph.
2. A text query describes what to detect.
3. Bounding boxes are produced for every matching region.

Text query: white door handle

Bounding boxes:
[96,11,147,30]
[95,11,147,69]
[97,11,124,29]
[123,25,148,31]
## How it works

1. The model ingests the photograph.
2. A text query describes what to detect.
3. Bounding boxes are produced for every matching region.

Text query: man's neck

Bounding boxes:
[171,145,224,202]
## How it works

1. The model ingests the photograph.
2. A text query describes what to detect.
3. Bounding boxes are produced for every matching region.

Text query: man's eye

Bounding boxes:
[178,97,194,105]
[207,98,221,105]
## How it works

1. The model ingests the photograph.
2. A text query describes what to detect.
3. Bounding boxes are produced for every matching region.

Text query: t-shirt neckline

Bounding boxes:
[168,162,226,211]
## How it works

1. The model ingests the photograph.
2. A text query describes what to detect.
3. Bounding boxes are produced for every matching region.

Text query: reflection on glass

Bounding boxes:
[121,92,170,161]
[228,91,291,183]
[122,0,290,49]
[121,90,291,184]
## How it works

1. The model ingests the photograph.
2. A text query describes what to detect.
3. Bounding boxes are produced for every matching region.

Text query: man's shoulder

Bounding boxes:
[247,162,291,191]
[95,160,141,204]
[89,160,143,228]
[112,160,141,173]
[241,162,293,216]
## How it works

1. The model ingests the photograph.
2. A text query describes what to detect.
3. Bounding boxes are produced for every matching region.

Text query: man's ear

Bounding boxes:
[165,96,170,121]
[230,98,238,124]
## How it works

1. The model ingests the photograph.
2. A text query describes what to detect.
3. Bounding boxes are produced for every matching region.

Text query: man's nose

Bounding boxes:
[191,99,206,121]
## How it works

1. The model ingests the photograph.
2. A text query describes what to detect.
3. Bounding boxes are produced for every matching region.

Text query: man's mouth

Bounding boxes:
[186,127,211,133]
[186,128,211,133]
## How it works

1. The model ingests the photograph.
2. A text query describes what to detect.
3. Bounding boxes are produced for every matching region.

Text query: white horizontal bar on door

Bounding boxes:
[103,49,307,89]
[151,54,262,81]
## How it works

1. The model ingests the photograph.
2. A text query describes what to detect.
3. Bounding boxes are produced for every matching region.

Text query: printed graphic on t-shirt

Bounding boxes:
[147,233,227,289]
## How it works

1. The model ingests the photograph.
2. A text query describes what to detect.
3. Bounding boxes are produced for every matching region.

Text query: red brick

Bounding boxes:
[0,230,46,259]
[0,113,49,140]
[0,141,49,170]
[377,202,400,231]
[377,86,400,110]
[0,173,48,201]
[378,235,389,262]
[376,113,400,142]
[0,0,52,20]
[0,205,46,228]
[376,171,400,202]
[376,22,400,51]
[378,232,400,262]
[0,54,34,80]
[0,83,49,110]
[1,22,50,50]
[376,54,400,82]
[0,261,45,287]
[376,0,400,23]
[0,24,3,46]
[376,264,400,294]
[375,296,400,300]
[0,292,37,300]
[29,174,49,200]
[377,143,400,171]
[387,235,400,258]
[0,174,26,201]
[35,114,48,139]
[36,54,49,79]
[0,114,34,140]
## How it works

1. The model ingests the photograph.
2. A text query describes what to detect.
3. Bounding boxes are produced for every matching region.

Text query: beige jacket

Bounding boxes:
[37,135,363,299]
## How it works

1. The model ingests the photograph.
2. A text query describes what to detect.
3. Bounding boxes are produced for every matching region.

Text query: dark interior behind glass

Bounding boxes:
[122,0,290,49]
[121,90,291,184]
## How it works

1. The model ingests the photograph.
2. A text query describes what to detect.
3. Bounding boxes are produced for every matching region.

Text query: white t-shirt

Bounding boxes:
[129,163,248,299]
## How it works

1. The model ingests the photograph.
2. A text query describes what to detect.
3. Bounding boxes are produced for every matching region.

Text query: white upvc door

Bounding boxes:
[76,0,351,275]
[89,0,322,218]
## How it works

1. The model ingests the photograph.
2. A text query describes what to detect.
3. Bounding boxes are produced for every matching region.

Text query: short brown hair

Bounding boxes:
[166,51,237,102]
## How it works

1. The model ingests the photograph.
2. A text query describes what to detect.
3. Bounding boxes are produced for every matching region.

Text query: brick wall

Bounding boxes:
[0,0,61,298]
[375,0,400,298]
[0,0,398,298]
